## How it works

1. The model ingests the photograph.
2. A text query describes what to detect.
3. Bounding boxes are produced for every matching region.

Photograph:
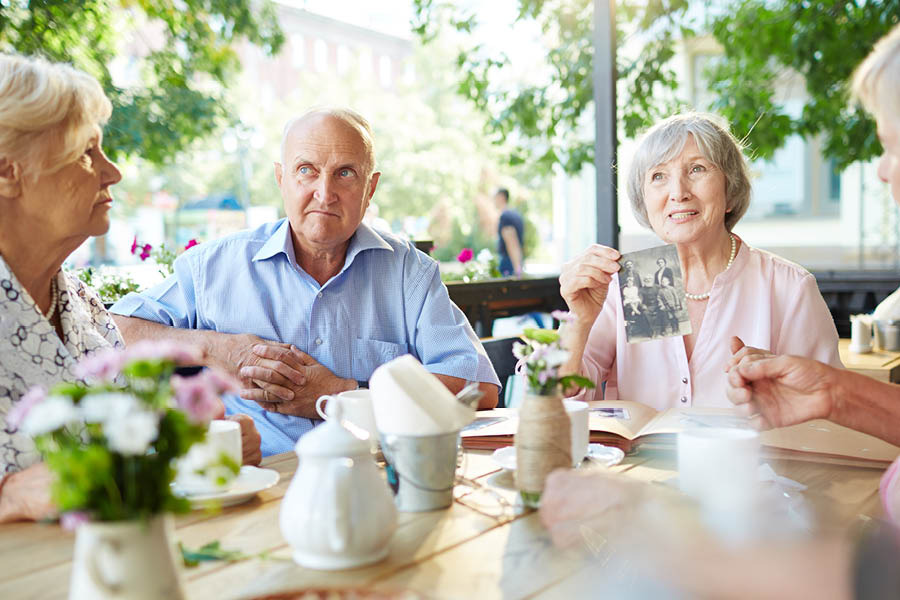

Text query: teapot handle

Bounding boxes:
[328,458,352,553]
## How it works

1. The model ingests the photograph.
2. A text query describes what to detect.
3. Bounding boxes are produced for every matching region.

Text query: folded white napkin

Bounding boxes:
[369,354,474,435]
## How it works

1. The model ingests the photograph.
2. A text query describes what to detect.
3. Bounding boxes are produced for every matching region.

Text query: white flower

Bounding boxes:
[476,248,493,263]
[544,348,570,368]
[21,395,79,436]
[512,342,528,360]
[80,393,140,424]
[105,411,159,456]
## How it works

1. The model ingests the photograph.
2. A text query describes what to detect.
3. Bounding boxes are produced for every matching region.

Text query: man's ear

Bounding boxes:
[366,171,381,202]
[0,158,22,198]
[273,162,283,188]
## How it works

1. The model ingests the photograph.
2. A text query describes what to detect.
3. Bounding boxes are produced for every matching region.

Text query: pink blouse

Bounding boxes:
[574,238,842,409]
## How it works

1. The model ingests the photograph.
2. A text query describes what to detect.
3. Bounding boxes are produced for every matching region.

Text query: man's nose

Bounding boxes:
[313,176,336,203]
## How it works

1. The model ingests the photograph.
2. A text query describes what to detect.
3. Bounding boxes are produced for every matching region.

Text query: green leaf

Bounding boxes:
[522,328,560,344]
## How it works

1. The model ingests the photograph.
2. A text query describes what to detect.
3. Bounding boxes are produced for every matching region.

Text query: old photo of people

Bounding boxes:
[618,244,691,343]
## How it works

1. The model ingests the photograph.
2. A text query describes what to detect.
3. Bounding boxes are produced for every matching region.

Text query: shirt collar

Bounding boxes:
[252,219,393,268]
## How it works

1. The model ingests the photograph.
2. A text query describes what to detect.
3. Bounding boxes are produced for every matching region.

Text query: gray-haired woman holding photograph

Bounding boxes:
[557,112,842,408]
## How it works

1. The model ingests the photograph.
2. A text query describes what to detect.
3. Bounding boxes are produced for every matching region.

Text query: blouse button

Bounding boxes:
[681,377,688,384]
[680,396,688,403]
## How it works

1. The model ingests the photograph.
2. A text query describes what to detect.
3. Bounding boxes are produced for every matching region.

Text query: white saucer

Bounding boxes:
[173,466,280,508]
[491,443,625,471]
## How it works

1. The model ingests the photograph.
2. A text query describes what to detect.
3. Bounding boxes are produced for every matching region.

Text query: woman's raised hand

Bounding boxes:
[559,245,621,326]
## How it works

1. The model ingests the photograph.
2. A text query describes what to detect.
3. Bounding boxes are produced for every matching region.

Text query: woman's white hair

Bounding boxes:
[0,53,111,180]
[852,23,900,123]
[627,112,751,232]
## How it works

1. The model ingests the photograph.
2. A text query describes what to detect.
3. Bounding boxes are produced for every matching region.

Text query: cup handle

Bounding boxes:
[316,395,333,420]
[86,536,123,595]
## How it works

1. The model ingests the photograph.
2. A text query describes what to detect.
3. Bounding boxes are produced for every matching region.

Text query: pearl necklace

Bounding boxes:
[684,234,737,301]
[44,275,59,321]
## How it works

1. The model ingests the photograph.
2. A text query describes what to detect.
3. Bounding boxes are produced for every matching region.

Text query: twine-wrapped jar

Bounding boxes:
[515,390,571,508]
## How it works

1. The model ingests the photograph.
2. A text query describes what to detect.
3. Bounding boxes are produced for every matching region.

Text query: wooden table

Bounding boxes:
[839,338,900,383]
[0,446,886,600]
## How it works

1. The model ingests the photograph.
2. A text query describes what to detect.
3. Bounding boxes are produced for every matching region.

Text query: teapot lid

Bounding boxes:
[295,405,370,458]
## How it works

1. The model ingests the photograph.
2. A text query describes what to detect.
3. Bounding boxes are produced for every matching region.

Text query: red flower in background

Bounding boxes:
[457,248,474,263]
[130,236,138,255]
[139,244,152,261]
[184,239,198,250]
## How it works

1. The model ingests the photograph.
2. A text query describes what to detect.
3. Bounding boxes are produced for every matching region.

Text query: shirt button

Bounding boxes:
[681,377,688,384]
[317,292,323,299]
[680,396,688,403]
[315,337,323,345]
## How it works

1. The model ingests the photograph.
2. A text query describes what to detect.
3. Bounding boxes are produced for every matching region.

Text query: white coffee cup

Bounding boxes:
[563,399,589,467]
[317,389,378,447]
[175,419,242,495]
[677,427,759,513]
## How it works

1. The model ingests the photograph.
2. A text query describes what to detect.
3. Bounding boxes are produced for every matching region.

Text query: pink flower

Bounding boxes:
[75,348,125,382]
[125,340,202,365]
[551,310,575,322]
[457,248,474,263]
[184,239,198,250]
[130,236,139,255]
[6,386,46,430]
[171,371,235,423]
[139,244,152,261]
[61,511,90,531]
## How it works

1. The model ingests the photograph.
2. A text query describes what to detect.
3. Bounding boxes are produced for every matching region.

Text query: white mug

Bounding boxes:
[175,419,242,495]
[677,427,759,513]
[317,389,378,447]
[563,399,589,467]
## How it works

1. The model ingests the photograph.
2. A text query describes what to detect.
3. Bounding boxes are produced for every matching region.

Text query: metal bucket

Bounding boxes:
[874,319,900,351]
[380,431,460,512]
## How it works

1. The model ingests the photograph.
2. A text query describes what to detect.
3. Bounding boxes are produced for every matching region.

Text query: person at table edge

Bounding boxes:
[557,112,842,409]
[110,108,501,456]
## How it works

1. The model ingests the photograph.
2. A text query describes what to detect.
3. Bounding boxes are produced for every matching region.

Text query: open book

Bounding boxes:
[462,400,900,465]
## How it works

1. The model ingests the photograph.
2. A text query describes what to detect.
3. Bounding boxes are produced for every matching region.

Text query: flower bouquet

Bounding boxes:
[7,341,240,599]
[7,341,239,522]
[512,311,595,507]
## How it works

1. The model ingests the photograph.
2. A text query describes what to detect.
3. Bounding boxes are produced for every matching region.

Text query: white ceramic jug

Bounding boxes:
[279,397,397,570]
[68,514,185,600]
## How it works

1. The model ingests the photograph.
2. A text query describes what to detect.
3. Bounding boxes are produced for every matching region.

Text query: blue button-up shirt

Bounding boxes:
[111,219,499,455]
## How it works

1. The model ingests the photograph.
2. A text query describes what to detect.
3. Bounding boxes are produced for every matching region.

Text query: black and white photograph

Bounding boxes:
[618,244,692,343]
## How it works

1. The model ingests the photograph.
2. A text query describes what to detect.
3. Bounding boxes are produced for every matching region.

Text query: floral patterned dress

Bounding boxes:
[0,257,123,474]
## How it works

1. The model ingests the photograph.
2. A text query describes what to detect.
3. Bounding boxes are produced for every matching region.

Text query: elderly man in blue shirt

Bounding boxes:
[111,108,500,455]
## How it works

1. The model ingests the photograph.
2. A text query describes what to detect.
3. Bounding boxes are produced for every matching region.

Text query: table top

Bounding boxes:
[839,338,900,382]
[0,446,887,600]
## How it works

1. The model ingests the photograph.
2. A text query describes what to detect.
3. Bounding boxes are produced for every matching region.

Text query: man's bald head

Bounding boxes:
[280,107,376,177]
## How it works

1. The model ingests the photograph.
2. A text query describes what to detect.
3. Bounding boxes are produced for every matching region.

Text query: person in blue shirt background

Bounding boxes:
[111,108,500,456]
[494,188,525,277]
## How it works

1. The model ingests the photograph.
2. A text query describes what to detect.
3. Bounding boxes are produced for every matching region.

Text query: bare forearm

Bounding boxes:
[113,315,221,369]
[828,368,900,446]
[433,374,499,409]
[557,319,595,395]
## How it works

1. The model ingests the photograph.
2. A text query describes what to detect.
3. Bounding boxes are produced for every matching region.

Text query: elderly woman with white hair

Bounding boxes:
[558,112,841,408]
[0,54,260,523]
[542,25,900,600]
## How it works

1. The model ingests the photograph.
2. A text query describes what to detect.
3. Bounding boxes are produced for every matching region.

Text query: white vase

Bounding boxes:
[69,514,185,600]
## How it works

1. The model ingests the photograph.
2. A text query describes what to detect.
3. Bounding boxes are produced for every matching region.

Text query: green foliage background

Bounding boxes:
[0,0,283,164]
[413,0,900,173]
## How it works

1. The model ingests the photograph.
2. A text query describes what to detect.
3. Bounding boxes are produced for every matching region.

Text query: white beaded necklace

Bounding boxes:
[44,275,59,321]
[684,234,737,301]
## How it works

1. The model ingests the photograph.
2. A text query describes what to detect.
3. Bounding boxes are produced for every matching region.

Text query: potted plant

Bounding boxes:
[512,311,595,507]
[7,341,239,600]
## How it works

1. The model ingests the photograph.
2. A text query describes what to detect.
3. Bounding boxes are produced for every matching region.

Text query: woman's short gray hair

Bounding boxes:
[627,113,751,232]
[0,53,111,180]
[852,23,900,122]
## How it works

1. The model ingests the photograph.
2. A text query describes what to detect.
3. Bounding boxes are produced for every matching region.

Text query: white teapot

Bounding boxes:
[279,397,397,570]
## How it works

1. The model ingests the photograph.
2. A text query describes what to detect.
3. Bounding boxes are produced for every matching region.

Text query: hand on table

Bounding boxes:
[726,352,837,430]
[239,345,353,418]
[0,462,56,523]
[559,245,620,325]
[539,468,642,548]
[226,414,262,466]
